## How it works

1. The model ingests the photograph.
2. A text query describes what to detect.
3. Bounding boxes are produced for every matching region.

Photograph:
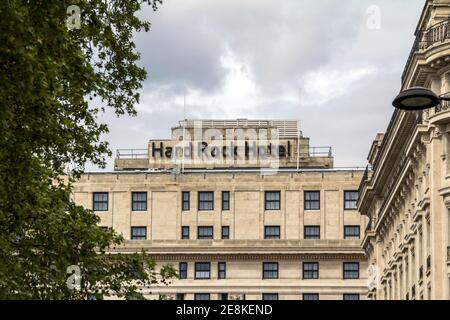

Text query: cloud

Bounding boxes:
[85,0,426,171]
[299,65,377,106]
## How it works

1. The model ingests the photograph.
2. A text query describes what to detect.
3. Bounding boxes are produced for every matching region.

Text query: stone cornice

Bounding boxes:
[141,253,366,261]
[439,186,450,208]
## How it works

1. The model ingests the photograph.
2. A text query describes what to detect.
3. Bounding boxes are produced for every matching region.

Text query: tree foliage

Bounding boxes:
[0,0,177,299]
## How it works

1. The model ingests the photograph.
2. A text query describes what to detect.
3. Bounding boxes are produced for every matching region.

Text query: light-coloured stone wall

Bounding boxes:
[359,0,450,301]
[73,170,368,300]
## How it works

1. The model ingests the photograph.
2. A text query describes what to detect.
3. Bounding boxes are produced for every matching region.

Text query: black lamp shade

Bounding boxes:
[392,87,440,110]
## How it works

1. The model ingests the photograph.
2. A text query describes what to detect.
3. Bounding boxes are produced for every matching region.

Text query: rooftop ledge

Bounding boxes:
[109,239,365,254]
[80,167,366,175]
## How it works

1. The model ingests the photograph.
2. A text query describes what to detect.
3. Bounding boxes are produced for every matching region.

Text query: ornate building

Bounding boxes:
[359,0,450,300]
[73,119,368,300]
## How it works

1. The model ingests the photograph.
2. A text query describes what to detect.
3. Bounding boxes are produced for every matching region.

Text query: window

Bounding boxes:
[198,192,214,211]
[93,192,108,211]
[344,226,360,239]
[343,262,360,279]
[304,191,320,210]
[181,226,190,240]
[218,262,226,279]
[220,293,228,300]
[303,262,319,279]
[198,226,213,240]
[129,260,144,280]
[99,226,108,231]
[303,293,319,301]
[262,293,278,300]
[265,191,280,210]
[195,262,211,279]
[344,191,358,210]
[182,192,190,211]
[264,226,281,239]
[222,191,230,211]
[263,262,279,279]
[221,226,230,240]
[131,192,147,211]
[176,293,185,300]
[179,262,188,279]
[194,293,210,300]
[130,227,147,240]
[304,226,320,240]
[343,294,360,300]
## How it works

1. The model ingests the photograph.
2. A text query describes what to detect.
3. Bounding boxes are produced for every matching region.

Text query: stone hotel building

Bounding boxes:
[72,0,450,301]
[359,0,450,300]
[72,119,368,300]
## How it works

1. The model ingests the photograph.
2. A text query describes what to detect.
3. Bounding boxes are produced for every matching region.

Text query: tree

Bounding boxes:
[0,0,177,299]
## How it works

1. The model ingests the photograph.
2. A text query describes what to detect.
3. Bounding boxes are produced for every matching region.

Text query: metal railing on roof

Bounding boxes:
[177,119,302,139]
[116,149,148,159]
[302,147,332,157]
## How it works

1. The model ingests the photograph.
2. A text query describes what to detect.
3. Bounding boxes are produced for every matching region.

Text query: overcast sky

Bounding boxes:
[91,0,425,170]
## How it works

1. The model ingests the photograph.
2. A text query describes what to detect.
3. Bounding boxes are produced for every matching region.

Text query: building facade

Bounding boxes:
[73,119,368,300]
[359,0,450,300]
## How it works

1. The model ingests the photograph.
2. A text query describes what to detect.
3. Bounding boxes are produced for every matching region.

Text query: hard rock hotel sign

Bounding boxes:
[149,126,291,170]
[114,119,334,171]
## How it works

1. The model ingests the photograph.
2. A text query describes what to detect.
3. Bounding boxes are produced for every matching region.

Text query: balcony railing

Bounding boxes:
[435,92,450,114]
[116,149,149,159]
[402,18,450,83]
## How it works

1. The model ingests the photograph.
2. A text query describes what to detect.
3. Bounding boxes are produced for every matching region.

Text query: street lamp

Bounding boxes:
[392,87,450,111]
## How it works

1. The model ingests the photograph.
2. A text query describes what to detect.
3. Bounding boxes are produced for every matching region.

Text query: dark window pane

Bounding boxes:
[265,191,280,210]
[218,262,226,279]
[195,263,211,279]
[221,226,230,239]
[131,227,147,240]
[304,226,320,240]
[263,262,278,279]
[303,293,319,301]
[222,191,230,211]
[198,226,213,240]
[264,226,281,239]
[93,192,108,211]
[262,293,278,300]
[343,294,360,300]
[343,262,359,279]
[344,226,360,239]
[194,293,210,300]
[176,293,185,300]
[304,191,320,210]
[132,192,147,211]
[179,262,188,279]
[344,191,358,210]
[181,226,190,240]
[199,192,214,211]
[182,192,190,211]
[303,262,319,279]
